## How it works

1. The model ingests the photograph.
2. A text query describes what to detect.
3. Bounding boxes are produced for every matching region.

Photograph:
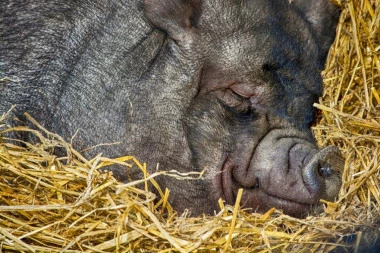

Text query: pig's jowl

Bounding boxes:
[0,0,343,217]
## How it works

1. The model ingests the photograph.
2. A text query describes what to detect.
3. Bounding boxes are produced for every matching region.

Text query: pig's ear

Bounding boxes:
[145,0,201,42]
[294,0,340,53]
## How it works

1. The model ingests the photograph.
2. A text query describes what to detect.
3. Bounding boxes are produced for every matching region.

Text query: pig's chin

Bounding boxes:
[242,190,320,218]
[217,156,319,218]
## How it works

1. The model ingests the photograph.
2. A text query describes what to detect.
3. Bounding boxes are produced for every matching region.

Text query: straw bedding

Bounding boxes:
[0,0,379,252]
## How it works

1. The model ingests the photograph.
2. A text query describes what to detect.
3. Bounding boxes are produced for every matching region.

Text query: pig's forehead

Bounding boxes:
[197,0,308,32]
[196,3,317,57]
[200,29,317,74]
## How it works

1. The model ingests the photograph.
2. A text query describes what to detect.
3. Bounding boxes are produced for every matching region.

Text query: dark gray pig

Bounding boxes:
[0,0,343,217]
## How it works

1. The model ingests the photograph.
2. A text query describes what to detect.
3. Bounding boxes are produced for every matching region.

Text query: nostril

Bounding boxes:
[318,163,333,177]
[302,146,343,199]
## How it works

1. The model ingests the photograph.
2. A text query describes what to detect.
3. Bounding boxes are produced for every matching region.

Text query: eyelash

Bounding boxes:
[224,89,253,113]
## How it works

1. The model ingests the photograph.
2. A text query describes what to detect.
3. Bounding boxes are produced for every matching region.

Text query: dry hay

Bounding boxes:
[0,0,379,252]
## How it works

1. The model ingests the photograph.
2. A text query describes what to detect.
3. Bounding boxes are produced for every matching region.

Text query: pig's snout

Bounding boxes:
[226,128,344,217]
[302,146,344,200]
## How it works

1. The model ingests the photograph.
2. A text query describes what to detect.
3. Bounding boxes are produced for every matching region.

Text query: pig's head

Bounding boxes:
[144,0,343,217]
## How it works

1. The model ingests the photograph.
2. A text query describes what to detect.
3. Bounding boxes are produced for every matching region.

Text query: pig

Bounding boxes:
[0,0,343,217]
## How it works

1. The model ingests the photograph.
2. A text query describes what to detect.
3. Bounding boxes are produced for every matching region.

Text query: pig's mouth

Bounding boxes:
[218,156,319,217]
[216,131,343,218]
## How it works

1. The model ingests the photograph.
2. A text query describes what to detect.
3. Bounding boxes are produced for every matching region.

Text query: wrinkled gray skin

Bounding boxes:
[0,0,343,217]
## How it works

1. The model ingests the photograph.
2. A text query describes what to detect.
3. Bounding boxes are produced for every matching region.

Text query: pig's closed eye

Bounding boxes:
[216,88,252,113]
